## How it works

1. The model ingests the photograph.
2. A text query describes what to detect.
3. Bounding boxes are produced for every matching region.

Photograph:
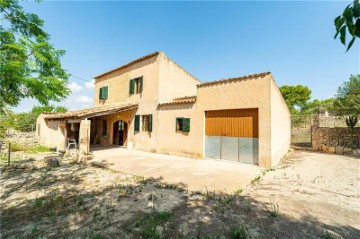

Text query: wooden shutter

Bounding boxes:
[139,76,143,92]
[148,114,152,132]
[182,118,190,132]
[129,79,135,94]
[99,87,103,99]
[134,115,140,132]
[103,86,108,99]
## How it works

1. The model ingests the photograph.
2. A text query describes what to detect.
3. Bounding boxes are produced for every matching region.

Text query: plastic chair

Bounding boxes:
[67,138,77,150]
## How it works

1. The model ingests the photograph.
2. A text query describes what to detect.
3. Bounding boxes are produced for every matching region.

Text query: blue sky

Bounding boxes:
[14,1,359,112]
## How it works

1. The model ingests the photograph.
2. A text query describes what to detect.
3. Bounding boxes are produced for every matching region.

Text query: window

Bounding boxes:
[99,86,108,99]
[134,114,152,132]
[176,117,190,133]
[129,76,143,94]
[102,120,107,136]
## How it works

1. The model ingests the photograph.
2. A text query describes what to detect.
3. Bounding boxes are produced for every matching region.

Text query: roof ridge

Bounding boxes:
[197,72,271,88]
[94,52,161,79]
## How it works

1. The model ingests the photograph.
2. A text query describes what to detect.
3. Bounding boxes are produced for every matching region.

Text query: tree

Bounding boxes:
[279,85,312,114]
[14,105,68,132]
[334,0,360,51]
[0,105,68,133]
[333,75,360,149]
[0,0,70,113]
[302,98,335,115]
[333,74,360,116]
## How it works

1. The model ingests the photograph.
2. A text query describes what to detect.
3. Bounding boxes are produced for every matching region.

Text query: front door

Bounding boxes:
[113,120,128,146]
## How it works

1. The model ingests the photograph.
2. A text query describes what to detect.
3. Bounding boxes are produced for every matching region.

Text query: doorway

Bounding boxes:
[113,120,128,146]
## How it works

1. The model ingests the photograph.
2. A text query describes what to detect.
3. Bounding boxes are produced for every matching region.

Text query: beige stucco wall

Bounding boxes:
[93,53,201,154]
[94,54,160,107]
[156,103,198,157]
[196,75,272,167]
[158,53,201,102]
[270,78,291,166]
[36,114,66,150]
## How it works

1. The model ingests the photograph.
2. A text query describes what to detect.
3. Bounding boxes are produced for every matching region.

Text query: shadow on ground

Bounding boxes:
[0,158,359,239]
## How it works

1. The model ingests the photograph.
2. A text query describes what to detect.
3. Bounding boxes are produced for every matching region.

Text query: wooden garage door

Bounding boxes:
[205,108,258,138]
[205,108,259,164]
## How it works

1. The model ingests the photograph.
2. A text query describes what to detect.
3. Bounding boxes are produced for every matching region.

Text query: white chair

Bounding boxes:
[67,138,77,150]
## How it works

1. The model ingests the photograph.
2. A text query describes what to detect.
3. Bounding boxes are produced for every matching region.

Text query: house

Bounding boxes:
[37,52,290,167]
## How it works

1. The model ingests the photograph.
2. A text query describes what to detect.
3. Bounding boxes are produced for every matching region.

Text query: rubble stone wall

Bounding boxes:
[312,116,360,156]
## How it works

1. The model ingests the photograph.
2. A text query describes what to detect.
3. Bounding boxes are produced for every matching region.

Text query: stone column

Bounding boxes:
[57,121,67,152]
[79,120,91,155]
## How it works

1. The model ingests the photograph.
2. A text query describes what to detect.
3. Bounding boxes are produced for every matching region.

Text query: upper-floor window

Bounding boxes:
[129,76,143,94]
[99,86,108,99]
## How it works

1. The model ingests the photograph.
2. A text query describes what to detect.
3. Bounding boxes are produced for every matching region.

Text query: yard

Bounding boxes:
[1,150,359,239]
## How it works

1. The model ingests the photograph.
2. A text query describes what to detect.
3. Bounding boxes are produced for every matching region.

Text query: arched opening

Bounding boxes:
[113,120,128,146]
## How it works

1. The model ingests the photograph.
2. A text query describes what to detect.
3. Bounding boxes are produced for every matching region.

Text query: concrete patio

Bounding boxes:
[90,146,261,193]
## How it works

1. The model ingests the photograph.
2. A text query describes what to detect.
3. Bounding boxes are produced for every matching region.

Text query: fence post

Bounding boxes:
[8,143,11,166]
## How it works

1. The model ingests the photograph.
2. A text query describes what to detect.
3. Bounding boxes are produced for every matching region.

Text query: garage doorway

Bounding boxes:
[205,108,259,164]
[113,120,128,146]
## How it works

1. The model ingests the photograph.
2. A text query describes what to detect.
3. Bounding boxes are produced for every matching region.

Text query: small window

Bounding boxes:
[176,117,190,133]
[134,114,152,132]
[129,76,143,94]
[99,86,108,99]
[102,120,107,136]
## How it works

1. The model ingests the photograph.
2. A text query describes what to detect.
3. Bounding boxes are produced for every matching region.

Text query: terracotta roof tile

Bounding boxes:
[44,103,138,120]
[94,52,160,79]
[159,96,197,106]
[197,72,271,88]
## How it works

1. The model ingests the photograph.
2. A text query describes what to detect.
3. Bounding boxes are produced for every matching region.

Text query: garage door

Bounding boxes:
[205,108,259,164]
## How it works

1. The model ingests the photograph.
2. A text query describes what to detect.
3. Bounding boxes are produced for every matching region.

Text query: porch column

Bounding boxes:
[57,121,66,152]
[79,119,91,155]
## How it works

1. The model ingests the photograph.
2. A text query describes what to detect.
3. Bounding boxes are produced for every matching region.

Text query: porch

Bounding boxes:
[90,145,261,192]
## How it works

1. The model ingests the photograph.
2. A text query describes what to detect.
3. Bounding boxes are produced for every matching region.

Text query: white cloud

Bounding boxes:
[74,95,93,103]
[85,79,95,89]
[67,82,83,93]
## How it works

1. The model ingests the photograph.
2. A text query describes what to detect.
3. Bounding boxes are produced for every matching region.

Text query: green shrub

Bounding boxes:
[230,221,252,239]
[10,142,28,152]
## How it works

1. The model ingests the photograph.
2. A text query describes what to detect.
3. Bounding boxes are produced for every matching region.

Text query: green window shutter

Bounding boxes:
[148,114,152,132]
[104,86,108,99]
[129,79,135,94]
[139,76,143,92]
[99,87,103,99]
[182,118,190,132]
[176,118,183,132]
[134,115,140,132]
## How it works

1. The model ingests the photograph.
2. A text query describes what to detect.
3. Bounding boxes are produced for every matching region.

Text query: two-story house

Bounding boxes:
[37,52,291,167]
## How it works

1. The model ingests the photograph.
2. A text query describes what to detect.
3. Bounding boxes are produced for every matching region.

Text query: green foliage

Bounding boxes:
[230,221,252,239]
[302,98,334,115]
[333,75,360,116]
[9,142,28,152]
[346,116,358,128]
[0,105,67,133]
[0,110,16,138]
[279,85,312,114]
[334,0,360,51]
[0,0,70,112]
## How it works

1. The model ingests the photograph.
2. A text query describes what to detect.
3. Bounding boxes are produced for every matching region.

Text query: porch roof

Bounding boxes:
[43,103,138,120]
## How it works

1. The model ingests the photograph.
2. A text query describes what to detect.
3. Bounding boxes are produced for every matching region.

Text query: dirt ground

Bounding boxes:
[1,150,359,239]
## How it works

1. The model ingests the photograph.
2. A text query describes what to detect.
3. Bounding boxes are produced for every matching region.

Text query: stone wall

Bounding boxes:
[312,116,360,156]
[318,116,359,128]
